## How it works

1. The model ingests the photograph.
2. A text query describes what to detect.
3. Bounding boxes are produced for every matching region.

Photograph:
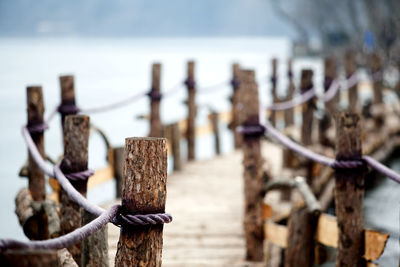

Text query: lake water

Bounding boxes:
[0,37,398,265]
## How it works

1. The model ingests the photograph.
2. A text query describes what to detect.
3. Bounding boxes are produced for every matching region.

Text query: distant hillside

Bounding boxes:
[0,0,294,37]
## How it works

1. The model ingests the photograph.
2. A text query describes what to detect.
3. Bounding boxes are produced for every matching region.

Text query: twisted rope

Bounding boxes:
[27,122,49,134]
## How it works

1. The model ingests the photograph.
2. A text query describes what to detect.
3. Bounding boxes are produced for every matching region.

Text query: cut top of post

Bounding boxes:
[27,86,45,125]
[335,112,362,160]
[63,115,90,173]
[300,69,314,93]
[60,75,75,105]
[151,63,161,92]
[122,137,168,214]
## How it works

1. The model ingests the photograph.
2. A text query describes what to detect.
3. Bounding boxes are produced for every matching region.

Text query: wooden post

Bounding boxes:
[82,212,108,267]
[209,111,221,155]
[369,52,384,105]
[113,146,124,198]
[284,59,295,127]
[344,51,359,113]
[186,61,196,161]
[300,69,314,146]
[270,58,278,127]
[324,56,339,114]
[284,207,317,267]
[230,63,242,149]
[171,123,182,171]
[115,137,167,266]
[26,86,48,240]
[334,112,365,267]
[59,75,78,137]
[149,63,163,137]
[60,115,90,265]
[240,69,264,261]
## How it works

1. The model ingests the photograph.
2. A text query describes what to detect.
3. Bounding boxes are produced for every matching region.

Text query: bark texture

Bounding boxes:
[239,69,264,261]
[334,112,365,267]
[60,115,90,265]
[115,137,168,267]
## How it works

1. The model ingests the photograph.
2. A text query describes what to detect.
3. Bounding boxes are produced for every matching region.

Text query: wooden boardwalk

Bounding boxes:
[106,141,283,266]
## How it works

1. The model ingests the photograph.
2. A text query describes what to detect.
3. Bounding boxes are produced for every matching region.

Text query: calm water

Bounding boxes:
[0,37,397,265]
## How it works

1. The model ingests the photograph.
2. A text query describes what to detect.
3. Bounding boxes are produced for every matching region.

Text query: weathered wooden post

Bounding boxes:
[149,63,163,137]
[284,59,295,127]
[319,57,338,147]
[239,69,264,261]
[113,146,124,198]
[171,123,182,171]
[209,111,221,155]
[115,137,168,266]
[334,112,365,266]
[59,75,78,137]
[185,61,196,161]
[285,206,317,267]
[230,63,242,149]
[369,52,383,105]
[270,58,278,127]
[60,115,89,264]
[300,69,315,146]
[26,86,48,239]
[345,51,359,113]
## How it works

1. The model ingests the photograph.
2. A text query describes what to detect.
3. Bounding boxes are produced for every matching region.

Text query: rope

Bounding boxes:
[27,122,49,134]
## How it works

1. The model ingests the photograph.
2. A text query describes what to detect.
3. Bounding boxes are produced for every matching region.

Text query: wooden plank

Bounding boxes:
[87,165,114,190]
[316,213,338,248]
[264,222,288,248]
[364,230,389,261]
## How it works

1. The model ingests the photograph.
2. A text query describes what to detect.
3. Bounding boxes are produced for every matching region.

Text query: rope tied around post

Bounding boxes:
[184,78,196,88]
[237,124,266,137]
[27,122,49,134]
[113,212,173,227]
[60,158,94,182]
[230,78,240,88]
[57,103,80,116]
[147,90,162,101]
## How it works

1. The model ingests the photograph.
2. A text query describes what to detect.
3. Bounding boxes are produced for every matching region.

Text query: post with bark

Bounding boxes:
[285,206,318,267]
[334,112,365,267]
[185,61,196,161]
[209,111,221,155]
[344,51,359,113]
[284,59,295,127]
[149,63,163,137]
[300,69,315,146]
[270,58,278,127]
[115,137,168,266]
[113,146,124,198]
[26,86,48,239]
[239,69,264,261]
[230,63,242,149]
[171,123,182,171]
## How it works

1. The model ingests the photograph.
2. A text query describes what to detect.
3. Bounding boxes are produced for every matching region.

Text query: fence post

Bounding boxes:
[270,58,278,127]
[369,52,384,105]
[240,69,264,261]
[26,86,48,239]
[115,137,167,266]
[185,61,196,161]
[171,123,182,171]
[300,69,314,146]
[60,115,90,264]
[59,75,78,139]
[345,51,359,113]
[209,111,221,155]
[285,206,317,266]
[231,63,242,149]
[113,146,124,198]
[149,63,163,137]
[334,112,365,266]
[284,59,295,127]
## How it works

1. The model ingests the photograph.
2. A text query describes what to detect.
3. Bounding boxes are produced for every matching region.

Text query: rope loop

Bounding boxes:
[147,90,162,101]
[270,76,277,84]
[113,210,173,227]
[330,159,365,169]
[230,79,240,88]
[237,124,266,137]
[27,122,49,134]
[57,103,80,115]
[60,158,94,181]
[184,79,196,88]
